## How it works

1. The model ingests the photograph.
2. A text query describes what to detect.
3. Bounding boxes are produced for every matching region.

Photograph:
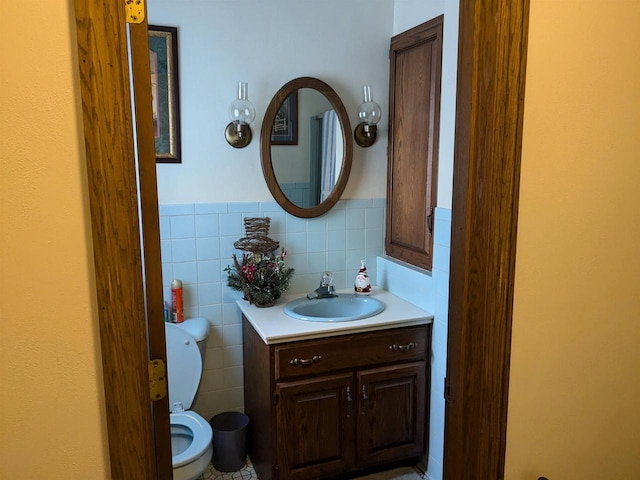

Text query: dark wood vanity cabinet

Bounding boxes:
[243,318,431,480]
[276,373,355,480]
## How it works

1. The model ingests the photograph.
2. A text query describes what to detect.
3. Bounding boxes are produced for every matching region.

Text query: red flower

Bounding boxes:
[242,263,257,282]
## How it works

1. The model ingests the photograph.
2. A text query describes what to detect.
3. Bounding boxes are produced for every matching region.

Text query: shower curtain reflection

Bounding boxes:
[310,110,343,204]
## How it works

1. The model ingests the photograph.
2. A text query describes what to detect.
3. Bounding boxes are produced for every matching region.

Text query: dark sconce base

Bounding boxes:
[225,122,252,148]
[354,122,377,148]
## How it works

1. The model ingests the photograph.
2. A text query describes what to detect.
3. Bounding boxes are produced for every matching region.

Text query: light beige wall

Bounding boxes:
[506,1,640,478]
[0,1,110,478]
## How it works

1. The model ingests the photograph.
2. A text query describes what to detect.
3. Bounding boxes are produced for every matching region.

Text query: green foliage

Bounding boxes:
[225,250,295,306]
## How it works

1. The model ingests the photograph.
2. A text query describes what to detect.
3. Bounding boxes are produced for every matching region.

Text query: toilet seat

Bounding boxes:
[165,323,201,411]
[165,323,213,480]
[171,410,213,467]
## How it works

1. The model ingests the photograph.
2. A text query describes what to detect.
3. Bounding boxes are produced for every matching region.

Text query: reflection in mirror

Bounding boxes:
[261,77,352,218]
[271,89,344,208]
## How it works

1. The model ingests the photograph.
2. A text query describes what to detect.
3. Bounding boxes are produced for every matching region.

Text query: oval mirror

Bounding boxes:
[261,77,353,218]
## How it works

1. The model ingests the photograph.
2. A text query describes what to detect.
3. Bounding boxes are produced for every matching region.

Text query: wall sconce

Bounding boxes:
[354,85,382,148]
[225,82,256,148]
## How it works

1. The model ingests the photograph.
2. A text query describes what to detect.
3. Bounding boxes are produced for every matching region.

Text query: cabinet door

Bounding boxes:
[386,16,443,271]
[357,361,427,467]
[276,373,355,480]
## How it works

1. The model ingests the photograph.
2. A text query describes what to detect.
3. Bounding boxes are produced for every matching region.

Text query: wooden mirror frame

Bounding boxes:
[260,77,353,218]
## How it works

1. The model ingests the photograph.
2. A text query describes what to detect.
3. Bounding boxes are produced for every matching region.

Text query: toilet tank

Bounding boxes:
[175,317,211,362]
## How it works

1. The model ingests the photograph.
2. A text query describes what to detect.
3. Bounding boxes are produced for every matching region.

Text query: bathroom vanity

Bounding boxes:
[239,289,433,480]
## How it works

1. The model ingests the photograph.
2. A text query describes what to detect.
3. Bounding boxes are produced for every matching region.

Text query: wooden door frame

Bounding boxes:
[74,0,171,478]
[73,0,530,478]
[444,1,530,478]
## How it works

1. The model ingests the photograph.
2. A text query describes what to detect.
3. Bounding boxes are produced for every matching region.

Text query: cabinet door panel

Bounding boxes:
[357,362,426,466]
[386,17,443,271]
[276,373,355,480]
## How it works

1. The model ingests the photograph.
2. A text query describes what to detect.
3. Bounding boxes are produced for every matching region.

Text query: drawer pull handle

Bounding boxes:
[289,355,322,366]
[389,342,417,351]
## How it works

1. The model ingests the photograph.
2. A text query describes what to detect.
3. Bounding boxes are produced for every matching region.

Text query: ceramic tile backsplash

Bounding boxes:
[377,207,451,480]
[160,200,451,478]
[428,208,450,480]
[159,199,386,421]
[279,182,312,208]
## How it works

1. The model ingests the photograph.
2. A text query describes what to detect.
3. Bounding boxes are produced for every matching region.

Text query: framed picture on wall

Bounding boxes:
[148,25,181,163]
[271,91,298,145]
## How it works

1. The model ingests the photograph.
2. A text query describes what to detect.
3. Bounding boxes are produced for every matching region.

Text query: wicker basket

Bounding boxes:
[233,217,279,253]
[227,217,293,307]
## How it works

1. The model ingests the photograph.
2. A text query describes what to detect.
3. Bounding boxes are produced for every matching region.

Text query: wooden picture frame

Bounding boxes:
[271,91,298,145]
[148,25,181,163]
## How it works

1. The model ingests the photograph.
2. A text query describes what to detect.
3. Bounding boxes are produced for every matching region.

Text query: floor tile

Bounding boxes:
[202,458,425,480]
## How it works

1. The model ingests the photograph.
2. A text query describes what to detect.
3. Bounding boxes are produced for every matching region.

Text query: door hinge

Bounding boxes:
[149,359,167,401]
[124,0,145,24]
[273,392,279,405]
[444,376,452,403]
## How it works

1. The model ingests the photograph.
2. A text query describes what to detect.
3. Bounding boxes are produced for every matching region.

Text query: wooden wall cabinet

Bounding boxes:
[386,16,444,271]
[243,320,432,480]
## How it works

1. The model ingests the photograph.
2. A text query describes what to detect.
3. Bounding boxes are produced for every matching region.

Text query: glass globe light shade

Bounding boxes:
[228,82,256,125]
[357,85,382,126]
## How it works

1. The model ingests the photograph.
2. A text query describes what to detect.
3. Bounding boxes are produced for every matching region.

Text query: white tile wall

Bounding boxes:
[377,207,451,480]
[160,201,451,480]
[159,199,387,421]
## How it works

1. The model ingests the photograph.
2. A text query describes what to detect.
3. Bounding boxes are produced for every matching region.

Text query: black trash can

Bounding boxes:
[210,411,249,472]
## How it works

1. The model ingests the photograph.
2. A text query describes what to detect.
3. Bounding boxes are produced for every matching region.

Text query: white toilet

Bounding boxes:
[165,318,213,480]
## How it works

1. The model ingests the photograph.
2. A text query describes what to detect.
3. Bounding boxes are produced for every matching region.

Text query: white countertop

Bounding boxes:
[237,287,434,344]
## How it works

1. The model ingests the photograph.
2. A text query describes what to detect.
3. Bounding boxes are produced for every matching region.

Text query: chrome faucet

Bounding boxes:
[307,271,338,299]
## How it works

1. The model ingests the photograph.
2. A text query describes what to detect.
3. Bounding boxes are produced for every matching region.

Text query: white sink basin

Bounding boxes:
[284,294,385,322]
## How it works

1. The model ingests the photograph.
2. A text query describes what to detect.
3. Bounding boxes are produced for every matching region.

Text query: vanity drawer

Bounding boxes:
[274,325,428,380]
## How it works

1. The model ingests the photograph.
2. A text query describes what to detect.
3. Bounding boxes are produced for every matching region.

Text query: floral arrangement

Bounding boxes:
[225,249,295,307]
